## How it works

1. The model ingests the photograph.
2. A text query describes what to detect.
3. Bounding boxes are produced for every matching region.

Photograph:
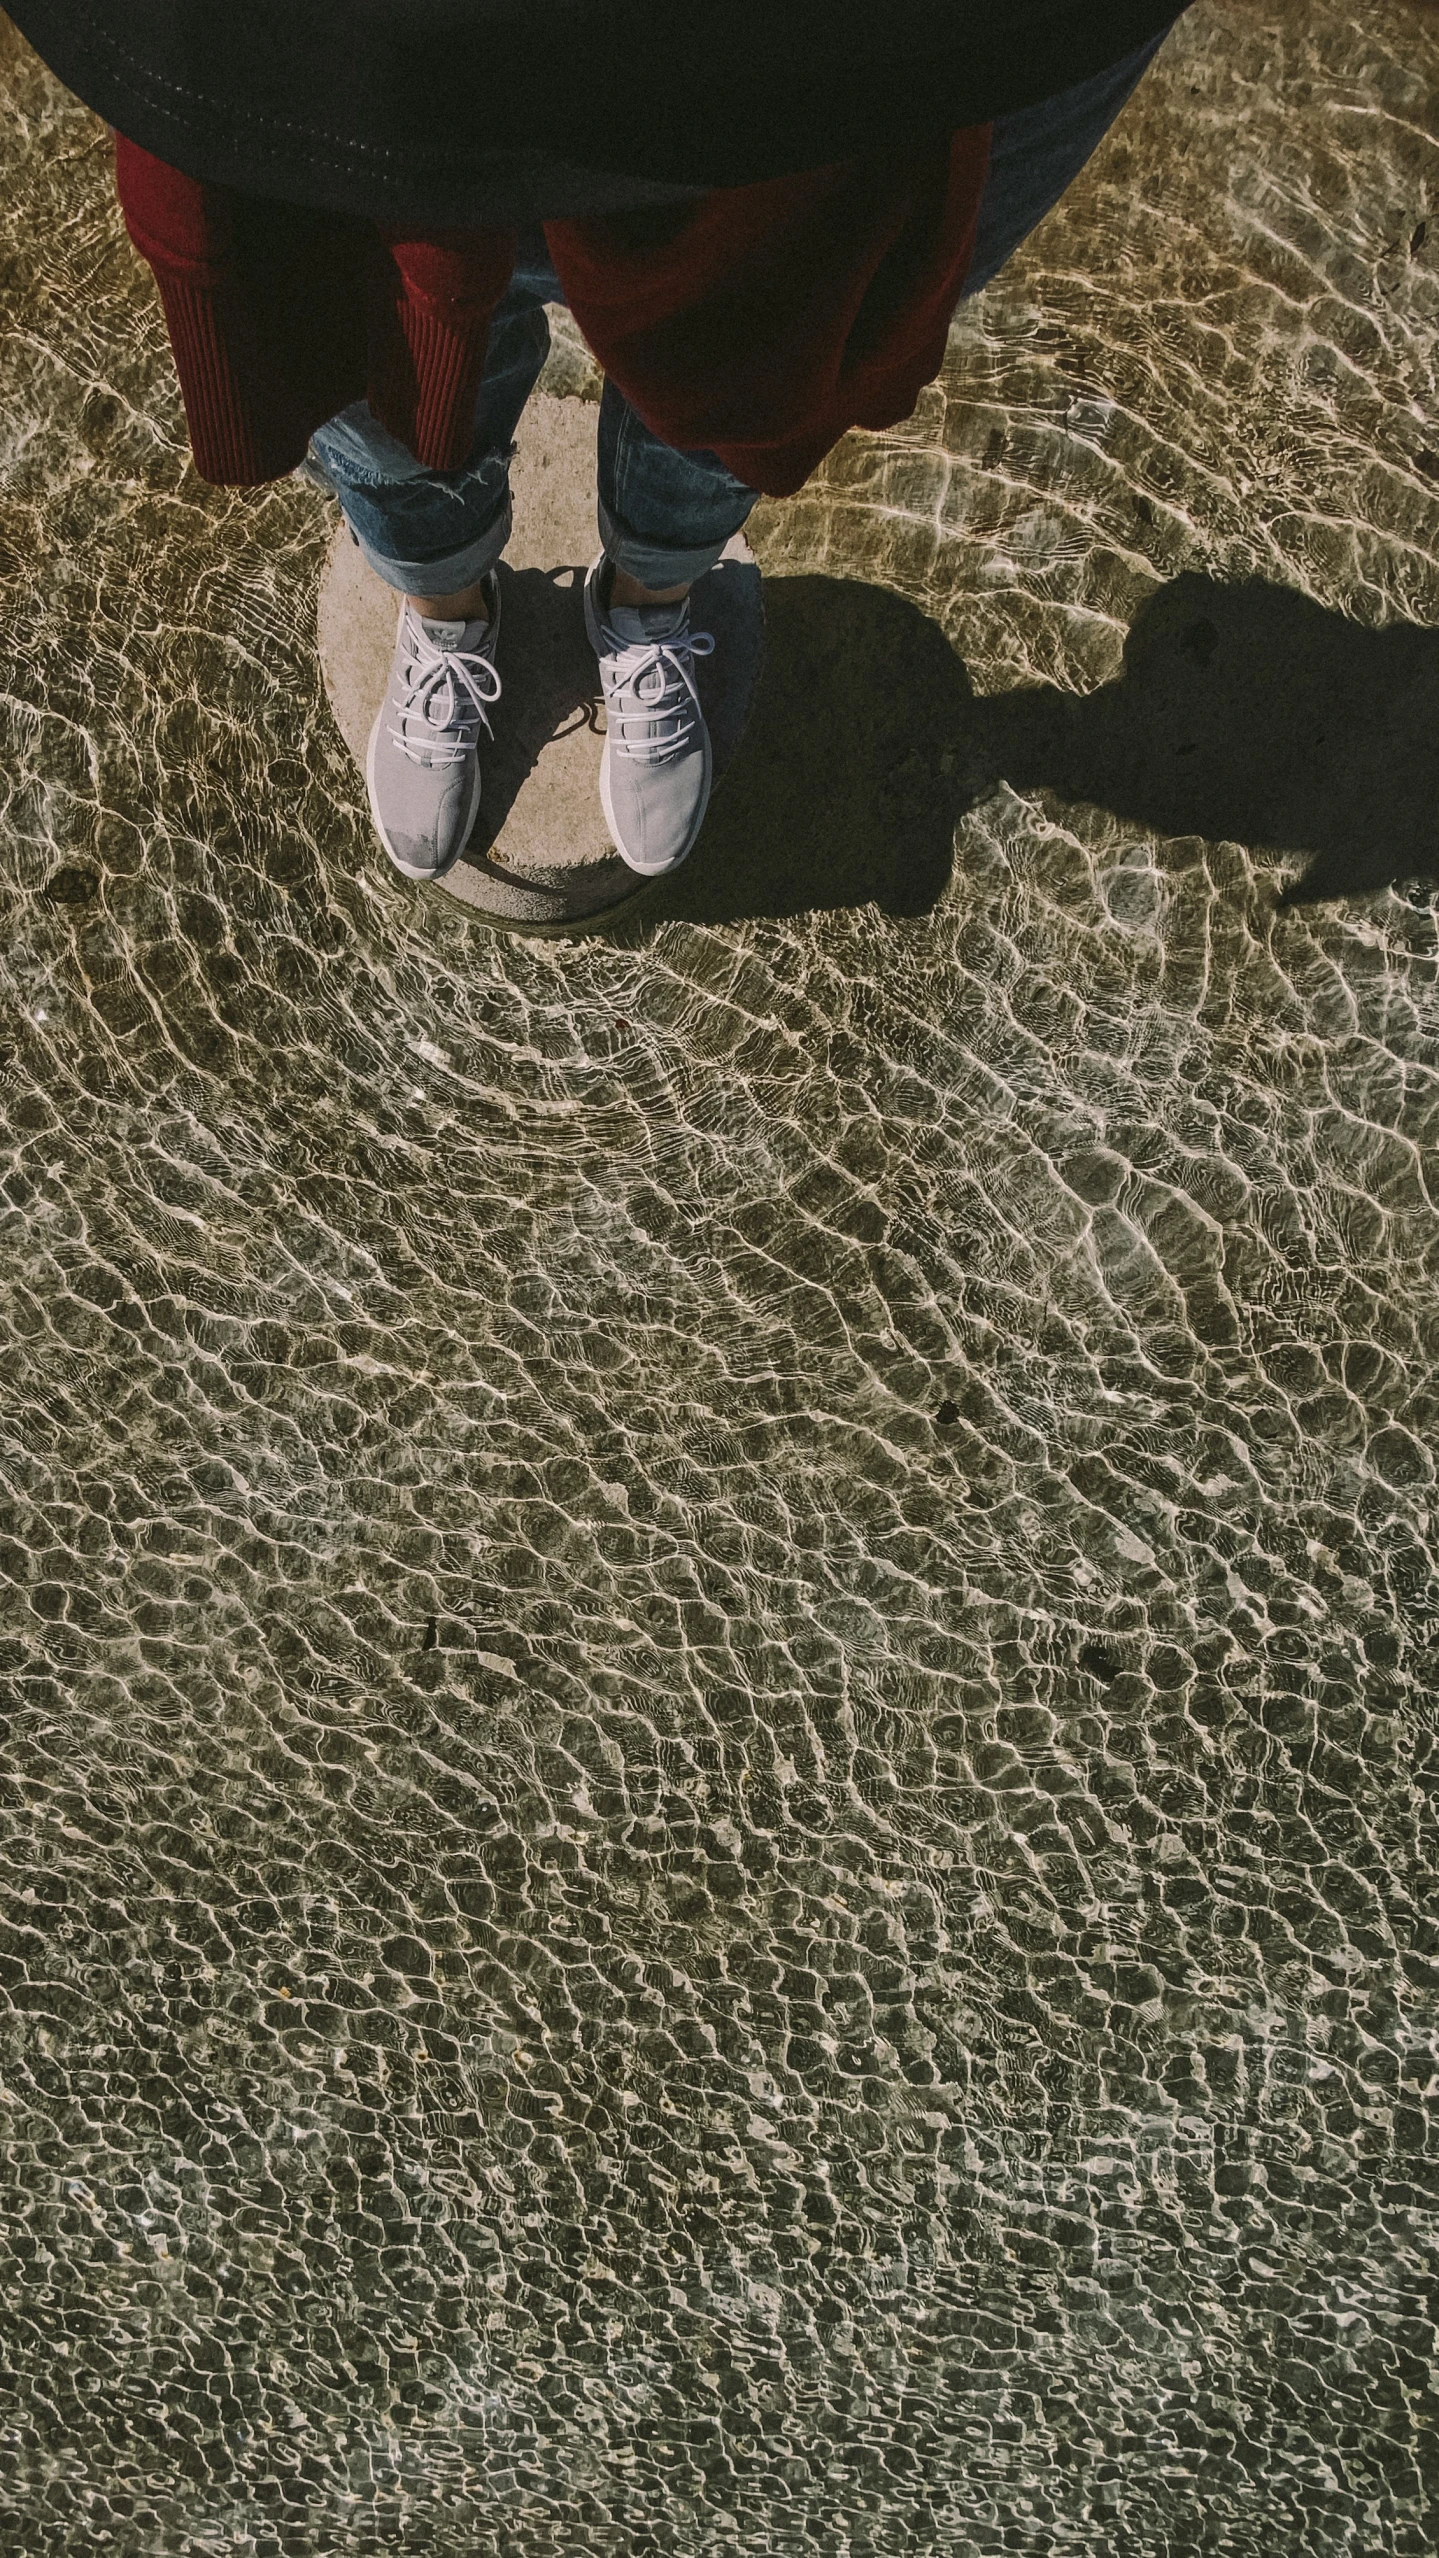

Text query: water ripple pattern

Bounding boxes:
[1,5,1437,2554]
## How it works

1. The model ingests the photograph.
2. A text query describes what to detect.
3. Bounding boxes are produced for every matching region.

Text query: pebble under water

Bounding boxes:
[1,4,1437,2551]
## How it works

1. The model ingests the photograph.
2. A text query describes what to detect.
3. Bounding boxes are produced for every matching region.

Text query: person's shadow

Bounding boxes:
[624,569,1439,932]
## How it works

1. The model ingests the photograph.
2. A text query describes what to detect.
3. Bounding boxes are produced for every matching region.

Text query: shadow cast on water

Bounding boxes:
[615,569,1439,937]
[981,572,1439,911]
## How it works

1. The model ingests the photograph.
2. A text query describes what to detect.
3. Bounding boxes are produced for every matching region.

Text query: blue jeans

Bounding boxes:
[308,27,1175,598]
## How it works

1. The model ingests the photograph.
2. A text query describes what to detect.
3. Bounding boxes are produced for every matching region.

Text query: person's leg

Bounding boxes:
[595,380,761,609]
[304,247,554,619]
[316,246,561,880]
[960,24,1178,300]
[575,387,762,877]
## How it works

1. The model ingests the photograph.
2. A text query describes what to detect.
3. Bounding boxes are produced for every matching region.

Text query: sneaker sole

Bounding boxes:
[366,580,498,882]
[583,554,713,878]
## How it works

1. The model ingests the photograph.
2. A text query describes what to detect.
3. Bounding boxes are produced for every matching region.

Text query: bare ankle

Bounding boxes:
[407,579,489,624]
[607,564,691,612]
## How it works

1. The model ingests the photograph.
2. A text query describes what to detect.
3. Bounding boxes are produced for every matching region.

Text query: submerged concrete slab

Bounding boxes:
[318,391,764,931]
[8,3,1439,2551]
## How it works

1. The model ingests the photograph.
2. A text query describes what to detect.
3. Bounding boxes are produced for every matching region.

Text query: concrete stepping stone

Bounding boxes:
[317,390,765,932]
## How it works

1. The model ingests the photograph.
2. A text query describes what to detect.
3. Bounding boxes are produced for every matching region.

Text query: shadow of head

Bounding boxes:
[978,571,1439,907]
[628,575,977,931]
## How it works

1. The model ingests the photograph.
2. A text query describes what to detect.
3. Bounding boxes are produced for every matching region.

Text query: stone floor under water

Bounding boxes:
[1,4,1437,2553]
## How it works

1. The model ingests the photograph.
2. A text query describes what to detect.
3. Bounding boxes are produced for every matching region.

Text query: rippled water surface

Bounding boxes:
[2,5,1438,2552]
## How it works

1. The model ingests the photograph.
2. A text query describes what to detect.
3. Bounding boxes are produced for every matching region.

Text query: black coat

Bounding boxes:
[10,0,1187,223]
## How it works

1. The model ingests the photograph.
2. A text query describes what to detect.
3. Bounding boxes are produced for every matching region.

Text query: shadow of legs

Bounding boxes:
[648,577,979,927]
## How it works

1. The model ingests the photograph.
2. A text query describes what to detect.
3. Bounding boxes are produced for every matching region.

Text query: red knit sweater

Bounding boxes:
[114,129,993,500]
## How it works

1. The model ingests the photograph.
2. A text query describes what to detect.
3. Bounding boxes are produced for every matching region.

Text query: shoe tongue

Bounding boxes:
[610,600,687,644]
[417,616,467,647]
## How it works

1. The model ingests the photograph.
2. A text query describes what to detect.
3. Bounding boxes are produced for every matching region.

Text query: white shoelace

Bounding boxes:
[601,624,716,766]
[388,608,502,767]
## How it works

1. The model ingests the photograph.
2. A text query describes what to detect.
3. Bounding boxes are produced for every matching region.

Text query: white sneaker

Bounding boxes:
[366,577,502,881]
[582,554,715,876]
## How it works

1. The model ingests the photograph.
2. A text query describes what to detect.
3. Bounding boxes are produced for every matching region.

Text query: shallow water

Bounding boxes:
[1,4,1437,2553]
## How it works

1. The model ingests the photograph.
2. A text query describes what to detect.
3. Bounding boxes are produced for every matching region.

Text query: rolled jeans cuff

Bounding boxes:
[342,490,514,598]
[596,490,741,590]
